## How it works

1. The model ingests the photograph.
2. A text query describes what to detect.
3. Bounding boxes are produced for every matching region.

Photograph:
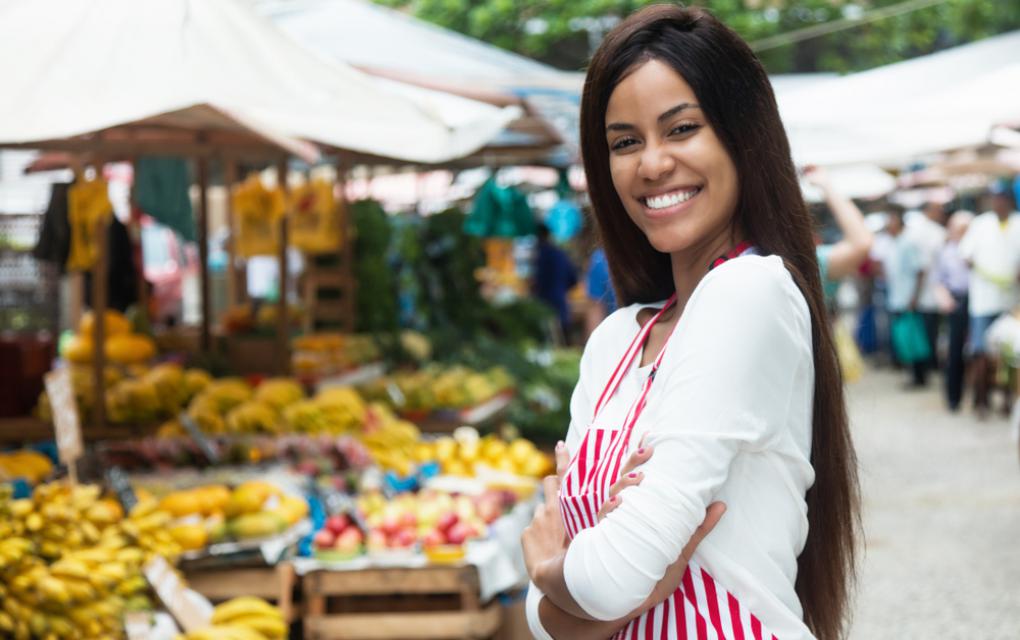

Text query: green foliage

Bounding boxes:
[351,200,399,333]
[372,0,1020,73]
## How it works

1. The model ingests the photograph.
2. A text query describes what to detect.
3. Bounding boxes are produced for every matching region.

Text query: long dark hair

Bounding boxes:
[580,6,859,639]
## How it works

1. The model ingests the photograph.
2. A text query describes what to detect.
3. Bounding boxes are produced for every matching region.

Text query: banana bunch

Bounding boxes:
[187,394,228,434]
[359,402,421,476]
[106,377,161,424]
[281,391,364,435]
[202,379,254,414]
[146,363,189,415]
[225,401,280,435]
[177,597,287,640]
[253,378,305,413]
[0,449,53,484]
[0,481,180,639]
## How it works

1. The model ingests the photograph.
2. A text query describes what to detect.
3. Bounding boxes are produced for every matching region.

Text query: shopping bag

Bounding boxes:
[835,320,864,383]
[891,312,931,364]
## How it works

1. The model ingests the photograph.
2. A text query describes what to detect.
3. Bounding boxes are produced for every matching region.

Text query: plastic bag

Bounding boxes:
[834,320,864,383]
[891,312,931,364]
[288,179,341,254]
[233,176,285,257]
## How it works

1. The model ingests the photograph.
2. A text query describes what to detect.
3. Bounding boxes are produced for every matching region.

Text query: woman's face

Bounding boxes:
[605,59,739,255]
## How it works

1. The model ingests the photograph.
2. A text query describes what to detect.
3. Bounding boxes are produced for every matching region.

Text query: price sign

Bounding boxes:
[123,611,153,640]
[105,466,138,512]
[143,556,209,632]
[178,412,221,464]
[44,369,83,476]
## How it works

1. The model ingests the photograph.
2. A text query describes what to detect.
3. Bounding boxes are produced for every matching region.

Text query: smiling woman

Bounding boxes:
[521,5,859,640]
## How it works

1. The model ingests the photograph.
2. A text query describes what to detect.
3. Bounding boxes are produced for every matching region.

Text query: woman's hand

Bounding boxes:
[522,441,571,582]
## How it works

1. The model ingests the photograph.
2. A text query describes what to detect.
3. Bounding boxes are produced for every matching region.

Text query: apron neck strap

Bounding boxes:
[590,242,754,422]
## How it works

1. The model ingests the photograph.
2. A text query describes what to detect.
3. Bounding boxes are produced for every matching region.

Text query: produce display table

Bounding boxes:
[302,564,501,640]
[184,562,299,622]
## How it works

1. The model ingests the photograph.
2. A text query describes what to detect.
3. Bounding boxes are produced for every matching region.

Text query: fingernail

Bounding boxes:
[556,440,565,450]
[628,472,637,479]
[610,496,618,503]
[637,448,645,455]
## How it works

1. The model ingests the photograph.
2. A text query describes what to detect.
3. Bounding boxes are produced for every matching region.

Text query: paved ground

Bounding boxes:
[847,367,1020,638]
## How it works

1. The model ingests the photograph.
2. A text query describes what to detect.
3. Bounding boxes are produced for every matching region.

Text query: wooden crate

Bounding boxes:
[184,562,298,622]
[302,565,501,640]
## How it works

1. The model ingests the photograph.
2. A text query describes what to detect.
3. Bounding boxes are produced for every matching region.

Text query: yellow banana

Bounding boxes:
[211,596,283,624]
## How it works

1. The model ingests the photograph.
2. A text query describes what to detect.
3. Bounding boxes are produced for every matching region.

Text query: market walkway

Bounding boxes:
[847,367,1020,638]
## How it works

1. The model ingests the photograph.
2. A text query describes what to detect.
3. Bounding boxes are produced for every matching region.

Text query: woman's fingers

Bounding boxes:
[597,471,644,521]
[543,475,561,509]
[596,494,621,521]
[618,440,653,479]
[555,440,570,481]
[681,502,726,562]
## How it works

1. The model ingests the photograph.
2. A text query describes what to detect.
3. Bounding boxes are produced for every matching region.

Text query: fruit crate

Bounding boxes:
[184,561,298,622]
[302,565,501,640]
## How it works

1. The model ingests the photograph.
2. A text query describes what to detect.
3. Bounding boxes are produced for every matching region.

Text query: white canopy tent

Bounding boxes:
[0,0,519,164]
[780,30,1020,167]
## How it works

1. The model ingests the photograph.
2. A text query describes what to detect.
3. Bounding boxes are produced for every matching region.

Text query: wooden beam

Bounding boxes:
[223,159,240,307]
[90,214,109,428]
[196,156,211,353]
[275,158,290,376]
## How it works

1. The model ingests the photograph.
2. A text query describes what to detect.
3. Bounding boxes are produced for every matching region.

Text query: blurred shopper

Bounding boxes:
[906,202,947,370]
[803,166,873,307]
[960,182,1020,417]
[882,205,929,387]
[934,210,974,411]
[532,222,579,342]
[584,246,617,339]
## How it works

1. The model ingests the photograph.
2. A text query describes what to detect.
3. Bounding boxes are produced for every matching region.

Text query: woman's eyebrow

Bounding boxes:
[606,102,701,132]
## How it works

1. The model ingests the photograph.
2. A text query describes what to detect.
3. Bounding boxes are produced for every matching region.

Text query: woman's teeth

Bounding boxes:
[644,188,700,210]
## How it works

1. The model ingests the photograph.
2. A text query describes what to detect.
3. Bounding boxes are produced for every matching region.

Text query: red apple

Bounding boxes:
[334,529,362,554]
[325,514,350,536]
[399,511,418,529]
[380,514,402,537]
[436,512,459,533]
[313,528,336,549]
[422,529,446,548]
[391,528,417,548]
[445,522,473,545]
[336,527,364,547]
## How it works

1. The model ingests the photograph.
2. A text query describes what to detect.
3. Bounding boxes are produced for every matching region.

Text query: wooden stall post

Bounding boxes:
[335,153,356,331]
[128,157,149,325]
[196,155,212,354]
[223,158,241,308]
[91,213,109,428]
[275,158,290,376]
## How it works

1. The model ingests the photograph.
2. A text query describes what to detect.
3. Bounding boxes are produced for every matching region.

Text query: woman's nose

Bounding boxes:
[637,142,675,182]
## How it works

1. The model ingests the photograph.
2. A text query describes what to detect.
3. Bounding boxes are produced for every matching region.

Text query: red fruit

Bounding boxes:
[391,528,417,548]
[380,515,402,537]
[313,529,336,549]
[337,527,364,546]
[422,529,446,547]
[399,511,418,529]
[325,514,350,536]
[445,522,472,545]
[436,512,459,533]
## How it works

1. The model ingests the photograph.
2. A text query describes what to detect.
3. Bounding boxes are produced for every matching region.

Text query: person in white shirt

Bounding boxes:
[882,206,929,387]
[519,6,859,640]
[905,202,947,370]
[959,184,1020,417]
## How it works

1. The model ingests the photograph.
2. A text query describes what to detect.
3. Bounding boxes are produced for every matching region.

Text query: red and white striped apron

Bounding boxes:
[559,243,780,640]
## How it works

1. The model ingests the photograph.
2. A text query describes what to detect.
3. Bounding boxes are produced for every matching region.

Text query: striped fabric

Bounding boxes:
[558,242,777,640]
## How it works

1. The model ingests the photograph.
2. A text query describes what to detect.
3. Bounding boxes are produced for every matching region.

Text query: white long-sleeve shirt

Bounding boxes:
[526,255,817,640]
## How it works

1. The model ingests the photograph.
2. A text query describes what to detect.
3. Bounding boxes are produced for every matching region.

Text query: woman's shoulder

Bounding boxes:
[691,254,810,328]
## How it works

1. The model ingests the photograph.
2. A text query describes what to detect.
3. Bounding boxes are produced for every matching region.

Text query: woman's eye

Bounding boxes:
[610,137,638,151]
[669,123,700,136]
